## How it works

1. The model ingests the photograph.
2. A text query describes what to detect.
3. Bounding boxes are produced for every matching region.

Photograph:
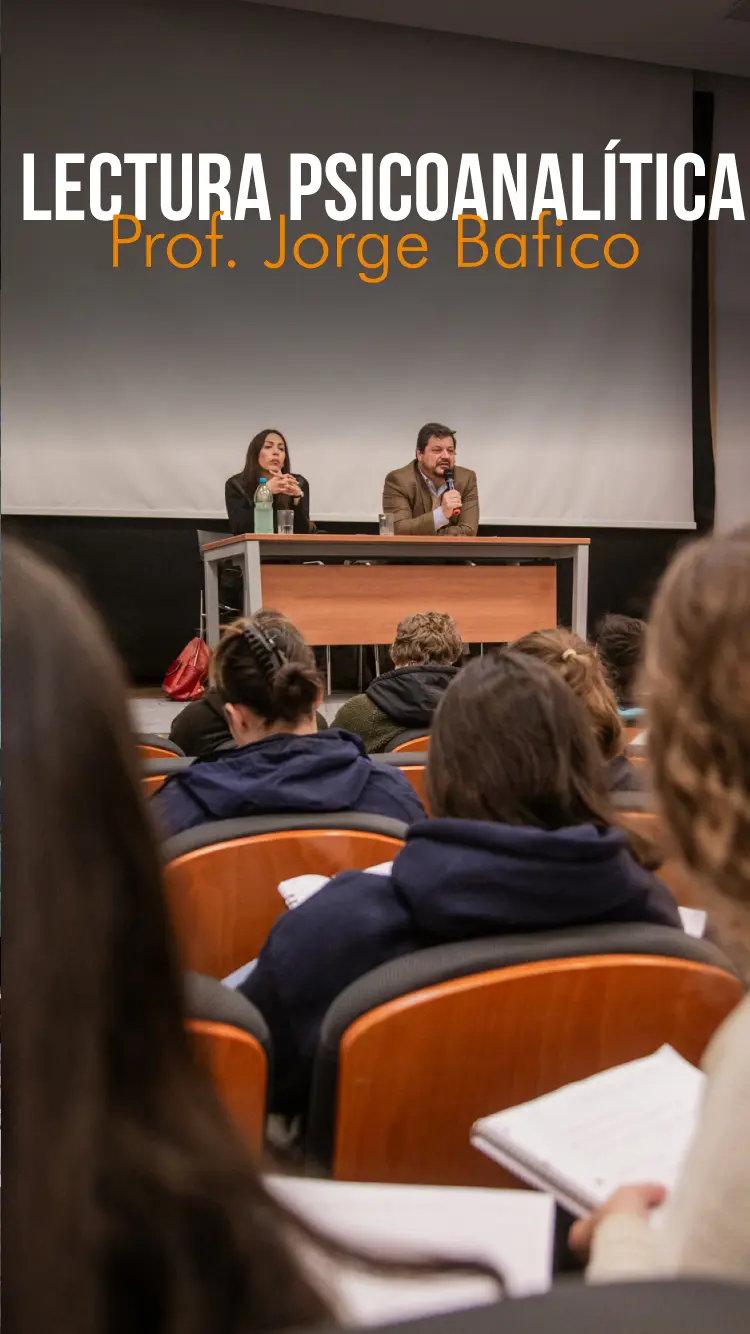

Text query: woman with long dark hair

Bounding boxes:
[242,651,680,1120]
[5,541,495,1333]
[225,429,312,534]
[4,539,336,1334]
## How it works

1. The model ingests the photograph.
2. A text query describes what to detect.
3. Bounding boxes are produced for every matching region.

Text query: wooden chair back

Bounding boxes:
[137,742,183,761]
[142,772,168,797]
[328,954,741,1187]
[165,828,405,977]
[623,726,644,744]
[400,765,429,810]
[391,735,430,754]
[187,1019,267,1150]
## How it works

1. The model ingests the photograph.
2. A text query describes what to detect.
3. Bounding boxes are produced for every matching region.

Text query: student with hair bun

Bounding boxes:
[512,628,643,793]
[151,614,425,837]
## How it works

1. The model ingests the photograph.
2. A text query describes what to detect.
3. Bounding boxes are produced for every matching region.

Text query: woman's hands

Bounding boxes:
[265,473,303,499]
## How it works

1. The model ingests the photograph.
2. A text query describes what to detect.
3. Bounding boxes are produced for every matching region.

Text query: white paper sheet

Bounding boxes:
[265,1177,554,1325]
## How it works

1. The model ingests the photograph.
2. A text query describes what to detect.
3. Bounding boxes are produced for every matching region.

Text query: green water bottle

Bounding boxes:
[254,477,274,534]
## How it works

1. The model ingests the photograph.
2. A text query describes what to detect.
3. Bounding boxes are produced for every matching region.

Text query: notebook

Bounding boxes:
[471,1045,704,1219]
[265,1177,555,1322]
[277,861,394,909]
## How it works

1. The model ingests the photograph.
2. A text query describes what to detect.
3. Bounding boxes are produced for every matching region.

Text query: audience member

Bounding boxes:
[5,539,338,1334]
[512,628,643,792]
[170,611,328,758]
[571,526,750,1284]
[242,652,680,1119]
[593,613,648,717]
[332,611,463,752]
[152,614,425,835]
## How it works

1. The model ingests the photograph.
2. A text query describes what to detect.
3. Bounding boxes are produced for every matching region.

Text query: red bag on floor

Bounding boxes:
[162,636,210,701]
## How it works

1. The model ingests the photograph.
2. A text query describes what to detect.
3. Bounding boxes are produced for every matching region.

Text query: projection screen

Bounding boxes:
[3,0,695,527]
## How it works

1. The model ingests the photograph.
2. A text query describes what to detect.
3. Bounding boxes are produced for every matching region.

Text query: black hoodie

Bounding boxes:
[365,665,460,728]
[243,817,681,1116]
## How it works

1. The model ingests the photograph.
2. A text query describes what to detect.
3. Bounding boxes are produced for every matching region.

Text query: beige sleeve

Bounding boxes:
[588,997,750,1285]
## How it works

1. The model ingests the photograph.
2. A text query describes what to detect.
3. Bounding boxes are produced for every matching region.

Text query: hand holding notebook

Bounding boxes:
[471,1046,704,1218]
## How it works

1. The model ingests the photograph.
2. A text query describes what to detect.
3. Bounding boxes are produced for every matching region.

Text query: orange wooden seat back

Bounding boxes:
[391,736,430,754]
[331,954,741,1187]
[137,743,182,761]
[615,809,703,908]
[400,765,429,811]
[187,1019,267,1151]
[165,829,405,978]
[142,772,168,797]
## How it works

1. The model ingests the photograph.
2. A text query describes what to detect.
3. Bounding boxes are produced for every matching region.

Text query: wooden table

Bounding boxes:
[201,534,590,649]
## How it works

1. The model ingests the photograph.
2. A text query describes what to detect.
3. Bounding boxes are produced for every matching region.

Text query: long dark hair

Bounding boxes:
[240,429,290,498]
[4,539,334,1334]
[5,541,502,1334]
[428,651,614,829]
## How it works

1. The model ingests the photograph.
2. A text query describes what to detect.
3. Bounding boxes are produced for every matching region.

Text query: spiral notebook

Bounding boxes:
[471,1046,704,1218]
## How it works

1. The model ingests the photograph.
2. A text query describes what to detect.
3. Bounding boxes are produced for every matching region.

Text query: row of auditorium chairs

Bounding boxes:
[137,730,431,762]
[186,924,742,1186]
[147,774,702,986]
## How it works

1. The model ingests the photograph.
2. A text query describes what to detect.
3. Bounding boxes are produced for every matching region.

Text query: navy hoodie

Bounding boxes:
[242,818,682,1118]
[150,728,425,836]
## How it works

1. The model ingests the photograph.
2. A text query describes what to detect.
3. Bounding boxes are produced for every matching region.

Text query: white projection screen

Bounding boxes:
[3,0,695,527]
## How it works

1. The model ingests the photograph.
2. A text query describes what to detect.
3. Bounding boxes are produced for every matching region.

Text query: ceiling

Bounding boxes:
[246,0,750,78]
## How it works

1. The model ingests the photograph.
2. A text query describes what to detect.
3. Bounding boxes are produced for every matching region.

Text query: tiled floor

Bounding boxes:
[129,691,352,737]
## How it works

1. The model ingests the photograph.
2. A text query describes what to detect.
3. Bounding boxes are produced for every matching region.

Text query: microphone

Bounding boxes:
[443,467,461,519]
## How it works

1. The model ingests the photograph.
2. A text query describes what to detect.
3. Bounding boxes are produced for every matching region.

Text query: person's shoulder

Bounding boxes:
[384,461,415,486]
[225,472,244,494]
[457,465,478,486]
[333,693,370,722]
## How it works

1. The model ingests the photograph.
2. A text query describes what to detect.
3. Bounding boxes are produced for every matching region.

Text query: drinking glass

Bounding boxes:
[277,510,294,535]
[378,513,395,536]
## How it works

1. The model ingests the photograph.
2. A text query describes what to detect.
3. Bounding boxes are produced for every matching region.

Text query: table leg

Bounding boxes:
[204,553,221,649]
[242,541,264,618]
[571,544,590,639]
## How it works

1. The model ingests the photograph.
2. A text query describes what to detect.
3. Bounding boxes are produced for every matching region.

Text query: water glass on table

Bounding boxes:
[277,510,294,535]
[378,513,395,536]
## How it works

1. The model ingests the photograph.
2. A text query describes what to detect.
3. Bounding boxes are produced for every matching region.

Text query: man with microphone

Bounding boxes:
[382,423,479,536]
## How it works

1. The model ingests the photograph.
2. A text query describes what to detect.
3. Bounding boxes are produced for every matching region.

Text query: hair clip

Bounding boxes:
[240,623,287,683]
[562,648,578,661]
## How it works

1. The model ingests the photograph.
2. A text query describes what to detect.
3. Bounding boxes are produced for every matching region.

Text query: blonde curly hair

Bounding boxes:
[645,527,750,908]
